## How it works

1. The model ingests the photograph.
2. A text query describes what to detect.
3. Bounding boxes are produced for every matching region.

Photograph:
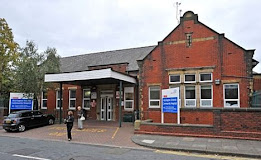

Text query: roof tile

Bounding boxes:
[60,46,155,73]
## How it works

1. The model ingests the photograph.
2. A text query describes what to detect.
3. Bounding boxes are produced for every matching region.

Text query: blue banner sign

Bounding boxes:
[162,97,178,113]
[10,99,33,110]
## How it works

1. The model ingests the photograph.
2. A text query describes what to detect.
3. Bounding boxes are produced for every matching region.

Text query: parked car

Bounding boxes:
[2,110,55,132]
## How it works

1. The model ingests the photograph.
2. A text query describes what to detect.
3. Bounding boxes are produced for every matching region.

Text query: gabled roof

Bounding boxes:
[140,11,258,63]
[60,46,156,73]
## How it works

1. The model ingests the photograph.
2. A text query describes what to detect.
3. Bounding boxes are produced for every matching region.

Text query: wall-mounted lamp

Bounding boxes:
[215,79,221,85]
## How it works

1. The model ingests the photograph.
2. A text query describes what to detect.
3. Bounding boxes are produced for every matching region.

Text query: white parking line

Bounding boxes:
[12,154,51,160]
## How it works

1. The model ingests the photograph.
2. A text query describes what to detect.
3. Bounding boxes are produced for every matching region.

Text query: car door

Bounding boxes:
[32,111,44,126]
[20,112,33,127]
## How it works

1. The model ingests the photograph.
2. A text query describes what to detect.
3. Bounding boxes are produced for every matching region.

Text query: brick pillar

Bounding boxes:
[213,110,221,133]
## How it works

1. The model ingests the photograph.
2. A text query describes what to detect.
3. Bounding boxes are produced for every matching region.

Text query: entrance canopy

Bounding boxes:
[44,68,136,84]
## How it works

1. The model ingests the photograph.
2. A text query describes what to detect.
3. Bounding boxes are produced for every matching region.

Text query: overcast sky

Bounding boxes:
[1,0,260,72]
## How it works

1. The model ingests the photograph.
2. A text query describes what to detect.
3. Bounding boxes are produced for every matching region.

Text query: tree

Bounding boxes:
[0,18,19,99]
[15,40,60,109]
[40,47,61,98]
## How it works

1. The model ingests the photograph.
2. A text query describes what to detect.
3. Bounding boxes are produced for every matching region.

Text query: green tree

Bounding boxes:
[15,40,60,109]
[0,18,19,99]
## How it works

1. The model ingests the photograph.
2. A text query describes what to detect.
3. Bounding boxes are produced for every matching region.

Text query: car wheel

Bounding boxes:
[48,118,54,125]
[18,124,26,132]
[5,129,11,132]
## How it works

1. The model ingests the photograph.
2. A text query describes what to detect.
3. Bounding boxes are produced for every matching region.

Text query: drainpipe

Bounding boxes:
[135,84,139,120]
[59,82,63,124]
[119,81,122,128]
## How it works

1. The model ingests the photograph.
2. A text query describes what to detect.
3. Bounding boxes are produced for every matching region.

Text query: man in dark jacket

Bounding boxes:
[65,111,74,141]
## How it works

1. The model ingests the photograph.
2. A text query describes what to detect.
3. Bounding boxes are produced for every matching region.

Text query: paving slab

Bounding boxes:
[131,134,261,158]
[0,120,142,149]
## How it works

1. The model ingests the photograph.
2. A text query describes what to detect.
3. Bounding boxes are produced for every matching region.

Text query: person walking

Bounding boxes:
[65,111,74,141]
[77,106,85,130]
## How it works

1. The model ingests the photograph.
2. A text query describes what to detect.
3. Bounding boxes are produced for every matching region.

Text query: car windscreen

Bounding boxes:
[8,114,19,118]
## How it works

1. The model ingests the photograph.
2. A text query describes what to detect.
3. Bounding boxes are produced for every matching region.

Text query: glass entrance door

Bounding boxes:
[101,95,113,121]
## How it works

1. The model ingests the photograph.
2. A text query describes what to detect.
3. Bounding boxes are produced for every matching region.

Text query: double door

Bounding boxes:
[101,95,113,121]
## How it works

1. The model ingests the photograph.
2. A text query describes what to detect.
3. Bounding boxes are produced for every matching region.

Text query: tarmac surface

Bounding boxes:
[1,120,261,159]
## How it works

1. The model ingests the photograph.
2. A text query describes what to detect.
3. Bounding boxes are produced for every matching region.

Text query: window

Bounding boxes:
[41,91,47,109]
[8,113,19,118]
[56,90,63,109]
[83,89,91,110]
[200,85,212,107]
[21,112,32,117]
[124,87,134,111]
[185,86,196,107]
[224,84,239,107]
[186,33,192,47]
[200,73,212,82]
[169,75,180,84]
[149,86,160,108]
[69,89,76,109]
[184,74,196,83]
[33,111,42,116]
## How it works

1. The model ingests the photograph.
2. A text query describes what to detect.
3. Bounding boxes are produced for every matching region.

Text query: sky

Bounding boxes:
[0,0,261,72]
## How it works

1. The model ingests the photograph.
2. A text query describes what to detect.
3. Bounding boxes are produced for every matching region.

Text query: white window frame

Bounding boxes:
[200,73,212,83]
[149,86,160,108]
[223,83,240,108]
[56,90,63,109]
[184,85,196,107]
[41,91,47,109]
[169,74,181,84]
[69,89,76,110]
[124,87,134,111]
[82,89,91,110]
[186,33,192,47]
[184,74,196,83]
[200,85,213,107]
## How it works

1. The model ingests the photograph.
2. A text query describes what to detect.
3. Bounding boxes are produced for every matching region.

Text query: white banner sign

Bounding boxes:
[161,88,180,124]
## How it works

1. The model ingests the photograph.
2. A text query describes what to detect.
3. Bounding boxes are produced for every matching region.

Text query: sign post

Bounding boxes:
[161,88,180,124]
[9,93,34,114]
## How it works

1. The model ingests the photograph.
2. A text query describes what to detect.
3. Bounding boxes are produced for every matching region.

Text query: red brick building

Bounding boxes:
[43,11,259,127]
[138,11,259,124]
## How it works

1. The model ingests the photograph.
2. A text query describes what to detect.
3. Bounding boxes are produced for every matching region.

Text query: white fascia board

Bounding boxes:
[111,71,136,84]
[45,68,136,84]
[45,68,112,82]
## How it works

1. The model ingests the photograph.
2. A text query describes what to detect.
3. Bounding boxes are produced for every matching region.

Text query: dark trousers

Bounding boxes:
[67,124,73,139]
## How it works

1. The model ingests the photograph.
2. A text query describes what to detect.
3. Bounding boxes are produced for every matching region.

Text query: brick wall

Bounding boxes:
[136,109,261,140]
[181,109,213,125]
[46,89,56,113]
[220,110,261,132]
[89,63,128,74]
[43,84,83,119]
[142,109,213,125]
[253,75,261,91]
